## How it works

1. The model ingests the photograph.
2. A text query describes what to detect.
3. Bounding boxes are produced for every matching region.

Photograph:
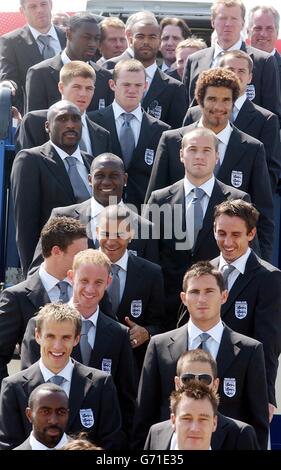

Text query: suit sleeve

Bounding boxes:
[248,144,274,262]
[25,66,49,112]
[11,151,42,275]
[95,374,127,450]
[236,423,260,450]
[113,328,137,439]
[143,265,166,337]
[132,337,162,448]
[20,318,40,370]
[0,379,28,449]
[259,113,281,192]
[254,270,281,406]
[143,427,153,450]
[260,55,281,125]
[165,82,187,129]
[244,342,269,450]
[0,289,24,385]
[144,132,170,202]
[0,36,23,110]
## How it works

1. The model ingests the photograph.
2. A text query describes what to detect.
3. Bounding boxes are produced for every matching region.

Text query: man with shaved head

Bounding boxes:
[11,100,94,275]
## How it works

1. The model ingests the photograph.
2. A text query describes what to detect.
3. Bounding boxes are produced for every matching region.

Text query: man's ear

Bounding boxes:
[170,413,176,431]
[25,407,32,424]
[35,328,41,345]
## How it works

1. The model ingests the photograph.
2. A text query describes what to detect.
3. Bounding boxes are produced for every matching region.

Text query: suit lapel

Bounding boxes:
[141,69,167,109]
[234,99,256,129]
[217,127,247,181]
[67,362,95,429]
[73,200,93,244]
[216,326,241,378]
[193,180,228,255]
[221,252,259,316]
[101,106,122,155]
[40,142,75,200]
[25,272,50,309]
[118,253,139,311]
[19,26,43,63]
[168,327,188,362]
[88,312,116,369]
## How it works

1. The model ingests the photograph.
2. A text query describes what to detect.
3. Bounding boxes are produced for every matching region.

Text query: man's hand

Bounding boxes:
[269,403,276,423]
[125,316,150,349]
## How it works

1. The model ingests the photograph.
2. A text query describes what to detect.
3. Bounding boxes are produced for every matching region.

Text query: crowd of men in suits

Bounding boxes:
[0,0,281,450]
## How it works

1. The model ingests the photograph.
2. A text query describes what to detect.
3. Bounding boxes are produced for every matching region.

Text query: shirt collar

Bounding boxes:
[213,37,243,58]
[184,175,215,198]
[145,62,158,79]
[39,263,70,293]
[68,300,99,327]
[39,358,74,384]
[61,49,71,64]
[216,121,233,145]
[29,431,69,450]
[29,24,58,42]
[235,93,247,110]
[91,197,125,219]
[271,48,276,56]
[112,100,143,122]
[81,112,87,127]
[188,318,224,344]
[50,141,84,163]
[111,249,129,272]
[219,247,251,275]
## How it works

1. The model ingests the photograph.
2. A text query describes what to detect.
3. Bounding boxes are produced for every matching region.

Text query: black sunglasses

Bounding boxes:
[181,373,213,385]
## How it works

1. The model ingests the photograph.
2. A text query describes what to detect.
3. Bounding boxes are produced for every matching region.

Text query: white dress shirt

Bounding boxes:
[51,141,91,193]
[218,247,251,291]
[29,24,61,55]
[188,319,224,360]
[38,264,72,302]
[39,358,74,397]
[81,112,92,154]
[145,62,158,91]
[232,93,247,121]
[212,38,243,67]
[68,300,99,349]
[29,431,68,450]
[112,100,143,146]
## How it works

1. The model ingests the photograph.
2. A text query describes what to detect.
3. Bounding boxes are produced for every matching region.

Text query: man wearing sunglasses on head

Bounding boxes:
[144,349,259,450]
[133,261,268,450]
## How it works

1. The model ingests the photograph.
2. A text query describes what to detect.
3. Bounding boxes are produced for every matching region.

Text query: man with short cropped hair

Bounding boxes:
[16,60,111,155]
[0,216,87,386]
[0,0,66,113]
[0,303,124,450]
[25,12,113,113]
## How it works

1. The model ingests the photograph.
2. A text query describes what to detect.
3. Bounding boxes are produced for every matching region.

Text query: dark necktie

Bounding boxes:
[119,113,135,169]
[80,320,92,365]
[49,375,64,386]
[37,34,55,60]
[198,332,211,352]
[65,156,90,202]
[192,187,205,244]
[222,264,235,290]
[57,281,69,303]
[107,264,121,315]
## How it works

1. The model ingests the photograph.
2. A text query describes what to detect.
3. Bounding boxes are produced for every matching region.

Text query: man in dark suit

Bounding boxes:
[21,249,136,441]
[25,12,113,113]
[128,13,187,129]
[183,0,281,122]
[146,67,274,262]
[0,302,124,450]
[96,204,166,375]
[183,50,281,193]
[144,349,259,450]
[0,0,66,114]
[0,216,88,386]
[11,100,93,275]
[211,199,281,423]
[14,383,70,450]
[90,59,170,212]
[30,153,159,271]
[133,261,269,450]
[15,61,111,155]
[144,127,250,329]
[247,5,281,85]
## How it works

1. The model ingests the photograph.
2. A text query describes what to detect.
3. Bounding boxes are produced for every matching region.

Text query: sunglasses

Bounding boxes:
[180,373,213,386]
